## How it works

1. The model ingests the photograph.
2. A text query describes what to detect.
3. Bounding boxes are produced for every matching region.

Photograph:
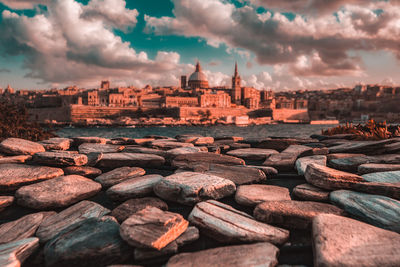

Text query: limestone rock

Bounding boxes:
[176,135,214,145]
[189,200,289,245]
[95,167,145,188]
[362,170,400,183]
[0,155,32,164]
[16,175,101,209]
[86,152,103,167]
[358,163,400,174]
[255,138,310,151]
[296,155,327,175]
[39,138,71,151]
[0,238,39,267]
[254,200,345,229]
[327,153,365,160]
[154,172,236,205]
[172,152,244,168]
[263,152,298,172]
[328,139,394,154]
[120,207,188,250]
[0,138,45,155]
[312,214,400,267]
[78,143,125,154]
[32,151,88,167]
[123,146,168,157]
[293,183,330,202]
[246,165,278,176]
[0,196,14,212]
[235,184,291,206]
[96,153,165,168]
[73,136,108,146]
[149,140,194,150]
[226,148,278,160]
[328,155,376,172]
[166,147,205,158]
[63,166,102,178]
[282,145,313,157]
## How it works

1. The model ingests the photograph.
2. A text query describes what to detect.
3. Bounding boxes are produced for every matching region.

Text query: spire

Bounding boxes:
[196,61,201,72]
[234,62,238,76]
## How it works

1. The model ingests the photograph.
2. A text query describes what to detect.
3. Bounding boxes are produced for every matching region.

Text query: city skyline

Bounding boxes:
[1,0,400,91]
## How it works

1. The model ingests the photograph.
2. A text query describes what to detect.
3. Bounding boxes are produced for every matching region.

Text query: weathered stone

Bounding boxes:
[120,207,188,250]
[44,216,129,267]
[235,185,291,206]
[166,242,279,267]
[311,133,357,141]
[263,152,298,172]
[358,163,400,174]
[111,197,168,223]
[0,163,64,192]
[329,154,400,172]
[32,151,88,167]
[362,170,400,183]
[282,145,313,157]
[95,167,146,188]
[176,135,214,145]
[131,138,155,145]
[327,153,365,160]
[0,155,32,164]
[296,155,327,175]
[36,200,110,243]
[86,152,103,167]
[96,153,165,168]
[215,136,244,142]
[330,190,400,233]
[299,147,329,157]
[78,143,125,154]
[255,138,312,151]
[0,196,13,212]
[63,166,102,178]
[0,238,39,267]
[0,138,45,155]
[189,200,289,245]
[226,148,278,160]
[166,147,205,158]
[293,183,330,202]
[123,146,168,157]
[40,138,71,151]
[149,140,194,150]
[16,175,101,209]
[225,142,251,150]
[0,212,55,244]
[154,172,236,205]
[312,214,400,267]
[73,136,108,146]
[328,139,395,154]
[246,165,278,176]
[254,200,345,229]
[172,152,244,168]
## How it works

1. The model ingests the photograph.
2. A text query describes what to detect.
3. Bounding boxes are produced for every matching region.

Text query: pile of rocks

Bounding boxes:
[0,134,399,267]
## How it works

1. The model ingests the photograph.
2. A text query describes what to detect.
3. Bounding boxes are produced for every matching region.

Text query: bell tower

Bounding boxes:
[232,62,241,105]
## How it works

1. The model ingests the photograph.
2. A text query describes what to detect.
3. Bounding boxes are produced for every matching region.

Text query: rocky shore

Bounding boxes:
[0,134,399,266]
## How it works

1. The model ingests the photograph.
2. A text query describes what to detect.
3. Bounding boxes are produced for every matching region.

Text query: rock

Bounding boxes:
[235,185,291,206]
[0,212,54,244]
[226,148,278,160]
[172,152,245,168]
[176,135,214,145]
[263,153,298,172]
[78,143,125,154]
[154,172,236,205]
[36,200,110,243]
[0,238,39,267]
[293,184,330,202]
[246,165,278,176]
[73,136,108,146]
[131,138,155,145]
[120,207,188,250]
[254,200,345,229]
[44,216,129,267]
[0,196,14,212]
[0,155,32,164]
[311,133,357,141]
[111,197,168,223]
[362,170,400,183]
[215,136,244,142]
[106,174,163,201]
[0,138,45,155]
[149,140,194,150]
[166,147,205,158]
[123,146,168,157]
[327,154,400,172]
[295,155,327,175]
[255,138,312,151]
[330,190,400,233]
[32,151,88,167]
[282,145,313,157]
[96,153,165,168]
[312,214,400,267]
[63,166,102,178]
[16,175,101,209]
[166,242,279,267]
[95,167,146,188]
[358,163,400,174]
[328,139,395,154]
[0,163,64,192]
[299,147,329,157]
[327,153,366,160]
[225,143,251,150]
[86,152,103,166]
[189,200,289,245]
[39,138,71,151]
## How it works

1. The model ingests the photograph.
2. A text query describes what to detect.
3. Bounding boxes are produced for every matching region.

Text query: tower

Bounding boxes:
[232,62,241,105]
[181,75,187,89]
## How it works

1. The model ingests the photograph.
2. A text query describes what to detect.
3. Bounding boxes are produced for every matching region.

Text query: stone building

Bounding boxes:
[188,62,209,89]
[200,91,231,108]
[164,96,198,107]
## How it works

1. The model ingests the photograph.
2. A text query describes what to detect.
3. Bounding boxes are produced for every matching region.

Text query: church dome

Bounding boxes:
[189,71,207,82]
[188,62,209,89]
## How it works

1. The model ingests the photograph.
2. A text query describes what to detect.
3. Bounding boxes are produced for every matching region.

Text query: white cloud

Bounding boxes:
[0,0,49,9]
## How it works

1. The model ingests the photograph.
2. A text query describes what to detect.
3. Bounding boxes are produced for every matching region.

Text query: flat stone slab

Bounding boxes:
[111,197,168,223]
[263,152,298,172]
[328,154,400,173]
[96,153,165,168]
[312,214,400,267]
[255,138,310,151]
[330,190,400,233]
[0,163,64,192]
[0,196,14,211]
[86,152,103,166]
[296,155,327,175]
[63,166,102,178]
[40,138,71,151]
[78,143,125,154]
[189,200,289,245]
[154,172,236,205]
[358,163,400,174]
[123,146,168,157]
[0,155,32,164]
[95,167,146,188]
[16,175,101,209]
[235,185,291,206]
[0,138,45,155]
[327,153,365,160]
[282,145,313,157]
[246,165,278,176]
[362,170,400,183]
[44,216,128,267]
[107,174,163,201]
[328,139,395,154]
[226,148,278,160]
[73,137,108,146]
[166,147,205,158]
[172,153,245,168]
[176,135,214,145]
[149,140,194,150]
[166,242,279,267]
[293,183,330,202]
[32,151,88,167]
[36,200,110,243]
[254,200,345,229]
[0,237,39,267]
[120,207,188,250]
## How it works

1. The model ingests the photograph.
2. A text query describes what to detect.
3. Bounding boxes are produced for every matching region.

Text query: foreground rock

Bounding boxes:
[78,143,125,154]
[40,138,71,151]
[330,190,400,233]
[97,153,165,168]
[235,184,291,206]
[328,139,395,154]
[176,135,214,145]
[0,196,14,212]
[44,216,128,267]
[16,175,101,209]
[154,172,236,205]
[149,140,194,150]
[263,152,298,172]
[295,155,327,175]
[358,163,400,174]
[255,138,311,151]
[166,147,205,158]
[0,155,32,164]
[73,137,108,146]
[293,183,330,202]
[254,200,345,229]
[0,238,39,267]
[63,166,102,178]
[313,214,400,267]
[120,207,188,250]
[0,138,45,155]
[362,170,400,183]
[189,200,289,245]
[94,167,145,188]
[226,148,278,160]
[33,151,88,167]
[166,242,279,267]
[36,200,110,243]
[0,163,64,192]
[107,174,163,201]
[171,152,244,168]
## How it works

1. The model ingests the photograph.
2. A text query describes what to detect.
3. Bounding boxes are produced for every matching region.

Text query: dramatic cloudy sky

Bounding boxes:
[0,0,400,90]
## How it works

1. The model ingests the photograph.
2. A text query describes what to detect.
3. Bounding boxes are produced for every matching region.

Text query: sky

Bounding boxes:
[0,0,400,91]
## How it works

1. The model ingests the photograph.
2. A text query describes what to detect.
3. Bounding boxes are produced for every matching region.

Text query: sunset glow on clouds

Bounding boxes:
[0,0,400,90]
